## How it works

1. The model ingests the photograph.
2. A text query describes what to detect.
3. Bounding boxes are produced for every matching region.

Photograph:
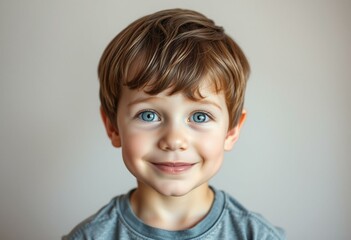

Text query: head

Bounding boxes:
[98,8,250,131]
[98,9,250,196]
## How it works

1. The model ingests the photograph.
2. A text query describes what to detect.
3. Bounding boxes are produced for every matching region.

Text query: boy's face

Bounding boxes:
[102,79,245,197]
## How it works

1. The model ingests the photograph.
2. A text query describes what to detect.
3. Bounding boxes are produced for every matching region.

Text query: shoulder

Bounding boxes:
[219,190,286,240]
[62,195,122,240]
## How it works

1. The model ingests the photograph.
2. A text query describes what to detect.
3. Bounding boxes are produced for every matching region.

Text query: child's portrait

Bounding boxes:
[0,1,350,240]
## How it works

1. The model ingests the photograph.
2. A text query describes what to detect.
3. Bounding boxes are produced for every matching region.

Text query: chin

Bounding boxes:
[153,182,203,197]
[157,187,190,197]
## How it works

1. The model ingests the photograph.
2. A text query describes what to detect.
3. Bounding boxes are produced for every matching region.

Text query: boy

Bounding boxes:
[64,8,285,240]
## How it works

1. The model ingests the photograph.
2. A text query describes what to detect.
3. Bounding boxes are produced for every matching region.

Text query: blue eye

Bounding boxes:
[138,111,159,122]
[191,112,210,123]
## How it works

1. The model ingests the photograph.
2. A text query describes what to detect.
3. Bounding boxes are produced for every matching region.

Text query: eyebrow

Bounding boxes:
[128,95,223,111]
[197,99,223,111]
[127,96,160,107]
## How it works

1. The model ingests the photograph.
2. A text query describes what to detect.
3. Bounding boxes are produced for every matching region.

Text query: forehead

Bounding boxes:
[123,45,228,100]
[120,78,226,109]
[131,75,220,98]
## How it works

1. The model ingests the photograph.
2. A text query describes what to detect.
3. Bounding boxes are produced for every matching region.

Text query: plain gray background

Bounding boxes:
[1,0,350,239]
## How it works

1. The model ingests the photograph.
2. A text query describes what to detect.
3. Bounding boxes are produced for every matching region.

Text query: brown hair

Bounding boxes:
[98,8,250,129]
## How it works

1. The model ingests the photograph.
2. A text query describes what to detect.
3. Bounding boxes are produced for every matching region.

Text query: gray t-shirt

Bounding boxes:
[63,187,285,239]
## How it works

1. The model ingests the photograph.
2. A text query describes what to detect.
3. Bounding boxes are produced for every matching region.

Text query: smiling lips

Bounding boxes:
[152,162,195,174]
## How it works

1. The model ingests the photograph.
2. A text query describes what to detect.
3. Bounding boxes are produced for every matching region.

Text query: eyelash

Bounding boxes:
[136,109,160,122]
[135,109,214,123]
[189,111,213,123]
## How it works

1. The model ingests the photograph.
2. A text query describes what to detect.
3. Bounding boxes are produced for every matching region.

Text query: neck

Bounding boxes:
[130,182,214,231]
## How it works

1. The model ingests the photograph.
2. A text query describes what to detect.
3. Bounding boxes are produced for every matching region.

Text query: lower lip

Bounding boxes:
[152,163,194,174]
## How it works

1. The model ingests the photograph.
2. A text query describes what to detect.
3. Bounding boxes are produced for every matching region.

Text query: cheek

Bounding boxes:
[120,129,153,160]
[197,131,226,160]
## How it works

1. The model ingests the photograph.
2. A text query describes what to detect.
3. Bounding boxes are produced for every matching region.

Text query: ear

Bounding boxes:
[224,110,247,151]
[100,107,121,148]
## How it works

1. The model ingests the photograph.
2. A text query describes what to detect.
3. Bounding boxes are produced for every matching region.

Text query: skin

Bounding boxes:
[101,79,246,230]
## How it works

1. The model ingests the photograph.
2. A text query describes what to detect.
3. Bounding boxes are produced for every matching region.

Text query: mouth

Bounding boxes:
[151,162,196,174]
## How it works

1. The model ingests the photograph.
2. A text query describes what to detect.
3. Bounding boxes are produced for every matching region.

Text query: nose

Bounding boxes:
[158,124,189,151]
